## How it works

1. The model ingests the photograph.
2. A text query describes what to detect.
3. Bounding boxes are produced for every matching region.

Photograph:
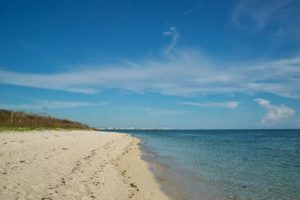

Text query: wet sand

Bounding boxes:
[0,130,169,200]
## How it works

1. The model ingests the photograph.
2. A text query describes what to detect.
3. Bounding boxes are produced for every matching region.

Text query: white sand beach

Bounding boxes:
[0,130,169,200]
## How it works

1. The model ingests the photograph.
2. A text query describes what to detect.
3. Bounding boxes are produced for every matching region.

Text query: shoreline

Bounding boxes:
[138,146,189,200]
[0,130,170,200]
[128,132,227,200]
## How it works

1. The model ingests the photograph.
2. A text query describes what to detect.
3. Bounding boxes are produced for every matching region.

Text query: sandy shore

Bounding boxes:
[0,130,169,200]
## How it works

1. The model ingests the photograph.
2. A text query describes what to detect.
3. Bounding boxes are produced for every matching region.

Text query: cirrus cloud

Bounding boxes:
[0,100,109,111]
[180,101,240,109]
[232,0,300,39]
[0,49,300,99]
[163,27,180,53]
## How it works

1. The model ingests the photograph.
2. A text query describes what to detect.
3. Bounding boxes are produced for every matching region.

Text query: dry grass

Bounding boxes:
[0,109,93,131]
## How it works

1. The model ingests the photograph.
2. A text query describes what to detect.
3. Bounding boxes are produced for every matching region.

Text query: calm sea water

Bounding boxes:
[114,130,300,200]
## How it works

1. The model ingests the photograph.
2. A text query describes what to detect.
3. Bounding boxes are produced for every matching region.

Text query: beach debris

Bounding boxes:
[130,183,139,191]
[61,177,66,185]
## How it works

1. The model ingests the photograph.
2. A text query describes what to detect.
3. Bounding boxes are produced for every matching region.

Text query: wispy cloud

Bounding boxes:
[0,100,109,111]
[0,49,299,99]
[232,0,300,38]
[180,101,239,109]
[163,27,180,53]
[255,98,295,123]
[183,9,193,16]
[0,70,98,94]
[143,107,190,116]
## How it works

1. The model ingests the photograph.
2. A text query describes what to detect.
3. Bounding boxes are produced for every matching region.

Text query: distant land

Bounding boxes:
[0,109,93,131]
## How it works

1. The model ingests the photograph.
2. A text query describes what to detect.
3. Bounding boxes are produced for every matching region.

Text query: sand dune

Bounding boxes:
[0,130,169,200]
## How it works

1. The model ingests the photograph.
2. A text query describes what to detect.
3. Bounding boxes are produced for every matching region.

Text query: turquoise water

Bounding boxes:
[117,130,300,200]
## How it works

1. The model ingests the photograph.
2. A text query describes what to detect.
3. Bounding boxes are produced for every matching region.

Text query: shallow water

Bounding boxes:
[115,130,300,200]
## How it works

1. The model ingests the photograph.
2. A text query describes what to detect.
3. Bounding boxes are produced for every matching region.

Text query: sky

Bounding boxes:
[0,0,300,129]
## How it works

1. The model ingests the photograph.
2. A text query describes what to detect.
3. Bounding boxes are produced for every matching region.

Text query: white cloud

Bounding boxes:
[181,101,239,109]
[0,49,300,99]
[0,100,109,111]
[255,98,295,123]
[163,27,180,53]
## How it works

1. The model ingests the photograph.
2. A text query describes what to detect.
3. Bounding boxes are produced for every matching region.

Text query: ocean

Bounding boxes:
[115,129,300,200]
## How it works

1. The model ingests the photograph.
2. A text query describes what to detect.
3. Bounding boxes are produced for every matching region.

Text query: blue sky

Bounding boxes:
[0,0,300,129]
